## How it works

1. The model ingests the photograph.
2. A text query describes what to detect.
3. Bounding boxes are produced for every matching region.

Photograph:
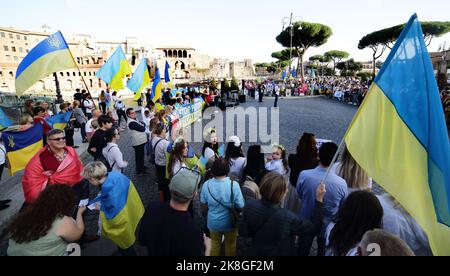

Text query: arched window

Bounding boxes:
[173,50,178,58]
[178,50,182,58]
[60,72,64,77]
[168,50,173,58]
[89,72,92,76]
[164,50,168,57]
[86,59,90,65]
[9,71,14,78]
[73,72,76,76]
[183,50,188,58]
[67,72,70,77]
[92,57,96,64]
[90,79,93,87]
[0,71,3,77]
[84,72,87,76]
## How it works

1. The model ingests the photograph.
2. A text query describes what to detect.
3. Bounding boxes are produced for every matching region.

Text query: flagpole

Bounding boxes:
[320,137,346,186]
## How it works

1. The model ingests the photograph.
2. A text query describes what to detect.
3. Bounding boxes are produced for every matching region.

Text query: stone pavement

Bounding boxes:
[1,96,362,256]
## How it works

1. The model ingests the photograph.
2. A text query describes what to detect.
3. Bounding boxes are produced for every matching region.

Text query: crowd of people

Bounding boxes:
[0,84,434,257]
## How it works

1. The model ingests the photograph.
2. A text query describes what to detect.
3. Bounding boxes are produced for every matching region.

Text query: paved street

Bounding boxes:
[0,96,359,256]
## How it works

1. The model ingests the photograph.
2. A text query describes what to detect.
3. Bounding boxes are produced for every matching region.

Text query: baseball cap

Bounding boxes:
[169,168,202,200]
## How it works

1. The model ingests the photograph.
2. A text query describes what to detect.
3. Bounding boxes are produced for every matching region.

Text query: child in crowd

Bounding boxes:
[265,145,289,176]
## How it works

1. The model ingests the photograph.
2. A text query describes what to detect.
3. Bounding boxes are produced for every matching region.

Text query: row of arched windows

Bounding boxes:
[163,49,190,58]
[76,57,102,65]
[0,70,97,79]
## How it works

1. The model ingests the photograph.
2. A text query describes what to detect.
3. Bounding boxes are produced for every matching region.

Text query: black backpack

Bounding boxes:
[99,146,117,172]
[150,138,164,165]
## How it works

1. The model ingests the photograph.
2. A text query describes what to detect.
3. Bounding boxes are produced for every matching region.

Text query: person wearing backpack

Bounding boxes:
[88,115,113,161]
[152,122,170,202]
[103,128,128,173]
[200,158,245,256]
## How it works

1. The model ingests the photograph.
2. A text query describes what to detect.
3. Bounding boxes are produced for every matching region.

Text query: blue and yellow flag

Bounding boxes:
[0,108,12,130]
[46,112,72,130]
[99,172,144,250]
[127,59,151,101]
[281,70,287,81]
[96,46,132,91]
[218,144,225,158]
[2,124,43,175]
[15,31,77,96]
[345,14,450,256]
[164,61,172,88]
[151,68,163,102]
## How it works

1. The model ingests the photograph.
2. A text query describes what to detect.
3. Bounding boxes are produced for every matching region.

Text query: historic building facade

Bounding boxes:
[1,26,256,95]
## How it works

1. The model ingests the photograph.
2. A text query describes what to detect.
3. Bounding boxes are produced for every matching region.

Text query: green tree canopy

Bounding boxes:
[325,50,350,75]
[231,76,240,91]
[358,21,450,78]
[337,59,363,77]
[276,21,333,78]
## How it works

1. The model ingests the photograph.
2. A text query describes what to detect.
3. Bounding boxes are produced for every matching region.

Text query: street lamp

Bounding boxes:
[281,13,302,70]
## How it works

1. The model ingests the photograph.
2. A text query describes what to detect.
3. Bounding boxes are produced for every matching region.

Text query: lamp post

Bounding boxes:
[282,13,302,75]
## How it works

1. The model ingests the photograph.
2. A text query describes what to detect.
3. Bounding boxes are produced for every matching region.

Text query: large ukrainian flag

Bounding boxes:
[2,124,44,175]
[151,67,163,102]
[345,14,450,256]
[15,31,77,96]
[127,59,151,101]
[100,172,144,249]
[96,46,132,91]
[46,112,73,130]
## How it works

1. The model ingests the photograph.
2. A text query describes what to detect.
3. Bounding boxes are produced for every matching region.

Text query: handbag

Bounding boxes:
[208,180,241,229]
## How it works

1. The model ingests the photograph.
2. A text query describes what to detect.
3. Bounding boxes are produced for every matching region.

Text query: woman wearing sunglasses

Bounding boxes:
[22,129,85,206]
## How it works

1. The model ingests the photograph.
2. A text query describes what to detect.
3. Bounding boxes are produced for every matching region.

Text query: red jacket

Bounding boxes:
[22,146,84,203]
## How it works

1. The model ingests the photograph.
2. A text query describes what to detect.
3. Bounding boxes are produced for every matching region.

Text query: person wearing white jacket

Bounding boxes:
[103,128,128,173]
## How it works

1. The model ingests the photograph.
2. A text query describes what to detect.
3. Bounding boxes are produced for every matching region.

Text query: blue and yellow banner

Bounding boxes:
[99,172,144,249]
[96,46,132,91]
[46,112,72,130]
[151,68,163,102]
[0,108,12,130]
[15,31,77,96]
[127,59,151,101]
[2,124,43,175]
[345,14,450,256]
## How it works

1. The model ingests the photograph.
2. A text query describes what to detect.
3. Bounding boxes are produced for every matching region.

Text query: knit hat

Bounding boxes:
[169,168,202,201]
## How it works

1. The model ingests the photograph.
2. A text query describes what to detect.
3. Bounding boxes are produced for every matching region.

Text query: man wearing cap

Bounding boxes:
[139,168,211,256]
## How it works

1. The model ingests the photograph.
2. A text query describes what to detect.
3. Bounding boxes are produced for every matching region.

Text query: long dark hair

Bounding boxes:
[225,142,244,161]
[168,139,187,179]
[296,133,318,167]
[243,145,266,181]
[328,191,383,256]
[8,185,77,244]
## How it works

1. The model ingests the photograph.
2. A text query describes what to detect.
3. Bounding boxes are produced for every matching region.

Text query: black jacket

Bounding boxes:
[239,199,324,256]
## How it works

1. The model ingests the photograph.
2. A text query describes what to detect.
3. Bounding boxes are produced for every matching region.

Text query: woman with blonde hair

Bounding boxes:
[332,145,372,192]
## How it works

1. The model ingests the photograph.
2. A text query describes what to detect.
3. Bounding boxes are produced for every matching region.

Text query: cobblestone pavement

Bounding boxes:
[1,96,363,256]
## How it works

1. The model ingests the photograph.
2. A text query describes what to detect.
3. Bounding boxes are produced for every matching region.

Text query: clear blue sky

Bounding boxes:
[1,0,449,63]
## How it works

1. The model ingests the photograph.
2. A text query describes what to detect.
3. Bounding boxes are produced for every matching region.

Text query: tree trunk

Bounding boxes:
[372,55,377,80]
[297,53,304,80]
